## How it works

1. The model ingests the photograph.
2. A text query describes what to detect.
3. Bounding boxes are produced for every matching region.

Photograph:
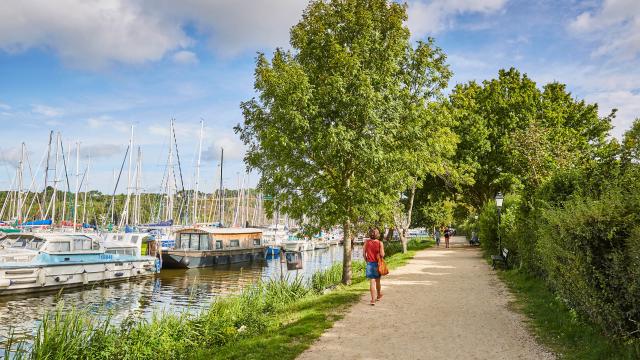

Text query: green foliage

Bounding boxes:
[500,269,640,359]
[536,183,640,340]
[236,0,454,281]
[415,68,612,221]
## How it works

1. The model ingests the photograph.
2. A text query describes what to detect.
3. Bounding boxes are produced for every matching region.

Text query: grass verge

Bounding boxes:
[498,269,639,360]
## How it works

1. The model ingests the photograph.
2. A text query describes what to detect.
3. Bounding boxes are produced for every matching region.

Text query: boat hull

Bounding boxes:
[0,259,157,295]
[162,247,266,269]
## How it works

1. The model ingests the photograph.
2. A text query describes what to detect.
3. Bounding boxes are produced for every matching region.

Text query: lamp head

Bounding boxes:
[495,192,504,209]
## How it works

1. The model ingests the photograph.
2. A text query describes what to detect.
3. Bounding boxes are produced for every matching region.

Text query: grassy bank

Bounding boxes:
[497,269,639,359]
[4,239,431,360]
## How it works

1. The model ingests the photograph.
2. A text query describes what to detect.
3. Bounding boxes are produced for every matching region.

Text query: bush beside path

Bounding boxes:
[298,236,554,360]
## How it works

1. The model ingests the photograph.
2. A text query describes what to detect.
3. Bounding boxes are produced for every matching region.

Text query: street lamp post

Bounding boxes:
[495,192,504,251]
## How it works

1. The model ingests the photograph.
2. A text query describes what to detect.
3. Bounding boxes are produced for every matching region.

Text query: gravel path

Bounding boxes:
[298,236,555,360]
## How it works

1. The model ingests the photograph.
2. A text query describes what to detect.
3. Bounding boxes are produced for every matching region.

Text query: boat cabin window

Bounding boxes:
[215,240,223,250]
[130,235,139,244]
[229,239,240,248]
[72,236,94,251]
[6,235,45,250]
[106,248,135,256]
[253,238,261,246]
[47,241,71,253]
[179,233,210,251]
[199,234,210,250]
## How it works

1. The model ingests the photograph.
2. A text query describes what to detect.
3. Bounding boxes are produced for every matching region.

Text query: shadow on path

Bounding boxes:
[297,236,554,360]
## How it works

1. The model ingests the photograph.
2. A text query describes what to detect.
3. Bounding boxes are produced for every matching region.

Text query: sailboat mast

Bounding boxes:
[194,119,204,224]
[51,133,60,225]
[73,141,80,229]
[82,160,90,226]
[167,120,175,222]
[16,143,25,223]
[42,131,53,215]
[218,148,224,226]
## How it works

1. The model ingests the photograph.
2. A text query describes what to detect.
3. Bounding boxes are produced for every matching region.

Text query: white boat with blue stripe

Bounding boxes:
[0,232,158,295]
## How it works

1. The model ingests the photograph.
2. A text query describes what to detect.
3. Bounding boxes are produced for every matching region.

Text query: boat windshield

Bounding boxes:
[6,235,45,250]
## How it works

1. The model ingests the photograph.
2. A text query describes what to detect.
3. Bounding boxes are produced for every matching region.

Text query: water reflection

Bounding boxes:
[0,245,362,344]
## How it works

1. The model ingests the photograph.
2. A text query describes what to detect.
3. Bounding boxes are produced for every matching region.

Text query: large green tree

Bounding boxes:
[413,68,612,224]
[236,0,452,283]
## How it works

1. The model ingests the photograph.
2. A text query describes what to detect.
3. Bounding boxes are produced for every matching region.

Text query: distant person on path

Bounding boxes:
[363,228,385,306]
[434,228,441,247]
[444,227,451,248]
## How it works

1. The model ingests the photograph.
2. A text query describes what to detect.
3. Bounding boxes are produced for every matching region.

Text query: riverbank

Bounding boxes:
[3,239,431,360]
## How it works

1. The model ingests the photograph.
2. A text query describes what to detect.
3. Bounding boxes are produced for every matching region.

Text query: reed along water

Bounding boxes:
[0,245,362,345]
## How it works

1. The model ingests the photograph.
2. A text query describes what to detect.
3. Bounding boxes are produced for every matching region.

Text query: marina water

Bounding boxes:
[0,245,362,346]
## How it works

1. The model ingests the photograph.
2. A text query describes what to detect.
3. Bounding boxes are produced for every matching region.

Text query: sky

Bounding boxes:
[0,0,638,193]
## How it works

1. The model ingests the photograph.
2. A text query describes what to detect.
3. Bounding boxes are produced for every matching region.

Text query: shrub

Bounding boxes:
[536,186,640,340]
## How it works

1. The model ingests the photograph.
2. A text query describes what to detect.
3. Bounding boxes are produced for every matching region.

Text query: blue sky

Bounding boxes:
[0,0,638,193]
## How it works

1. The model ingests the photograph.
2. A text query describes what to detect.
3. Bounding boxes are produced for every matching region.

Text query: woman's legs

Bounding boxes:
[375,278,382,300]
[445,237,449,248]
[369,279,377,304]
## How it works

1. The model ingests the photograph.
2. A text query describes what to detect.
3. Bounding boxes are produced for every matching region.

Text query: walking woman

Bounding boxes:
[444,227,451,248]
[363,228,385,306]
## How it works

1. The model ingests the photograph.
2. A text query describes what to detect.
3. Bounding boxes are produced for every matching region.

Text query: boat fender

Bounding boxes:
[114,272,124,277]
[54,276,70,283]
[37,269,46,287]
[82,271,89,285]
[0,279,11,288]
[154,258,162,272]
[180,257,190,267]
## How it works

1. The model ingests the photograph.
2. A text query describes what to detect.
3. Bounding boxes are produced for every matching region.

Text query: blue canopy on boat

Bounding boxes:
[22,219,53,226]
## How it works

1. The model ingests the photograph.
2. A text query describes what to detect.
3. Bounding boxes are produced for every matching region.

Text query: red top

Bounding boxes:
[364,239,381,262]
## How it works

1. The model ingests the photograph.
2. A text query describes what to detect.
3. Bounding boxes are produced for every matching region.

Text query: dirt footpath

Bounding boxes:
[298,236,554,360]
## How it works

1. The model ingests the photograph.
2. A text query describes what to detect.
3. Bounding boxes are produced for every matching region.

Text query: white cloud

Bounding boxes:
[81,143,123,159]
[587,90,640,138]
[407,0,507,38]
[0,102,11,111]
[0,0,192,69]
[148,0,307,57]
[172,50,198,65]
[568,0,640,60]
[202,134,245,162]
[87,116,130,133]
[0,146,23,167]
[32,104,63,117]
[0,0,306,67]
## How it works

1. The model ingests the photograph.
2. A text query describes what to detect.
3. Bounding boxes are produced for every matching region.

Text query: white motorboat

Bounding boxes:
[0,232,158,295]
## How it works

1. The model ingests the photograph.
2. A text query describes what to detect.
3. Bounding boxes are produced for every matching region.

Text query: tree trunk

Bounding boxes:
[400,182,417,254]
[400,231,408,253]
[341,219,352,285]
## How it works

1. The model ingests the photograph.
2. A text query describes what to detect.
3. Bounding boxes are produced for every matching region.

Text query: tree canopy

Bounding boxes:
[236,0,452,283]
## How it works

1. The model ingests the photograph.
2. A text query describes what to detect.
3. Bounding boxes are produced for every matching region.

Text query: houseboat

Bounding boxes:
[162,227,265,268]
[0,232,158,295]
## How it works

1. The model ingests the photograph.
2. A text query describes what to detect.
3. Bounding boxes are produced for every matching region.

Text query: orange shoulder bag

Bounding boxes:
[377,254,389,276]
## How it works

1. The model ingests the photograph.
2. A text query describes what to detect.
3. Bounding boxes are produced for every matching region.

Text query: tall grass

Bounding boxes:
[2,260,365,360]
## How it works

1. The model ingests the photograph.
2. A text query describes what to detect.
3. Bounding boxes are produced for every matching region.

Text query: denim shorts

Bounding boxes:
[366,261,380,279]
